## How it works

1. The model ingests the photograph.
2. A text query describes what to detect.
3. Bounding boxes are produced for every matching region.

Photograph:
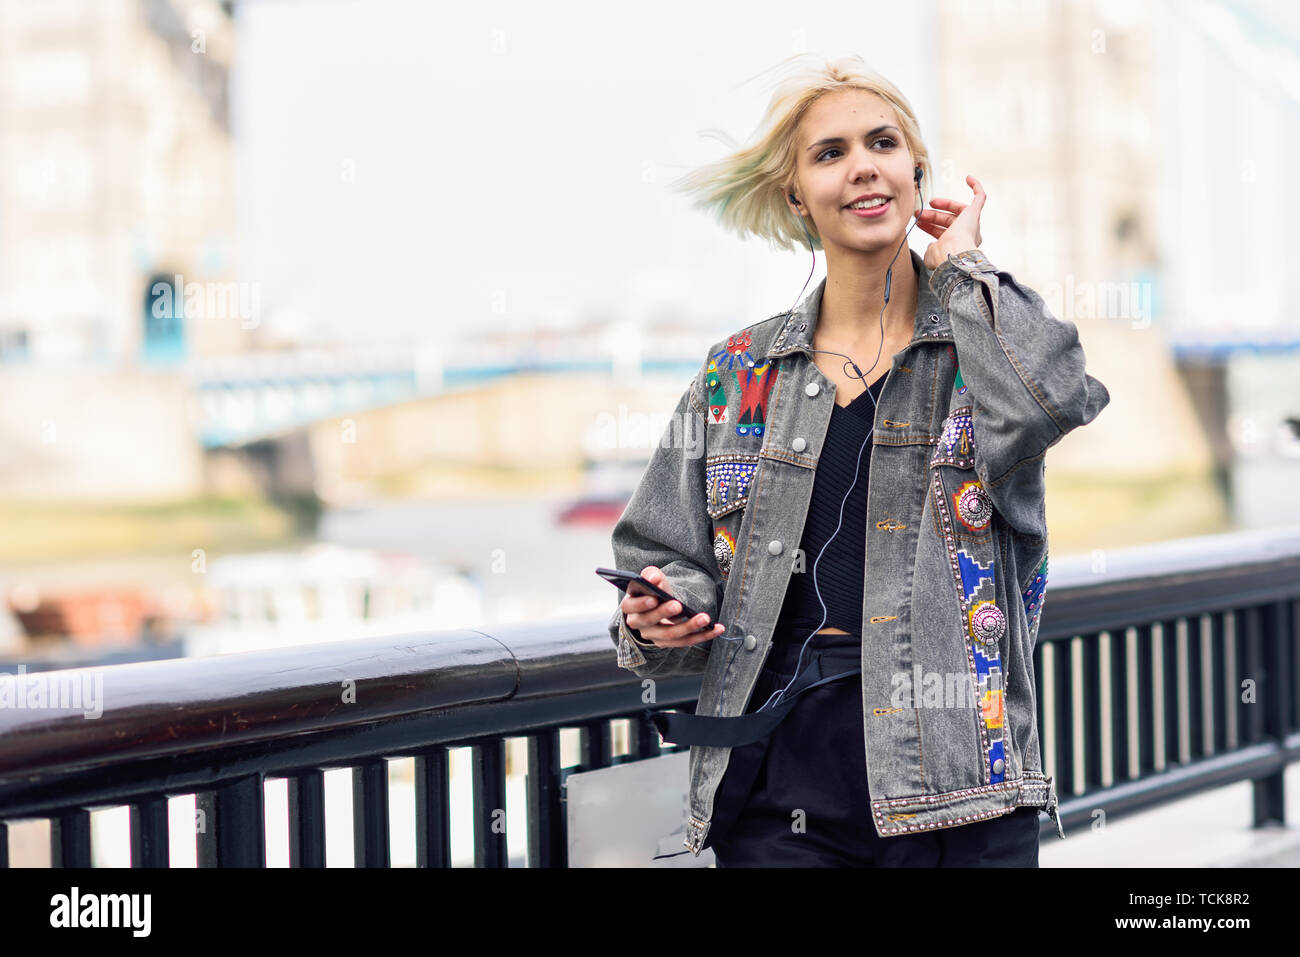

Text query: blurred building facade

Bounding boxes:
[0,0,242,501]
[0,0,242,366]
[932,0,1195,479]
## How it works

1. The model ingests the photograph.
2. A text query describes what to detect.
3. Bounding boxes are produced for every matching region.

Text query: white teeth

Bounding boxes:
[849,197,889,209]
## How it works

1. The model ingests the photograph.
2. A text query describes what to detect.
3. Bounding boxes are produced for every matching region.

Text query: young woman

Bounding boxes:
[608,55,1109,866]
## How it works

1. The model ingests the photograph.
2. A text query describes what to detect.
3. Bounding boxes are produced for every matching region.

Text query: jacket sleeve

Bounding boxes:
[607,358,721,679]
[929,249,1110,540]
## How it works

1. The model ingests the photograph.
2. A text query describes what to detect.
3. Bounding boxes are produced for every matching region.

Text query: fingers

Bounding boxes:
[918,208,960,224]
[624,590,669,620]
[621,590,660,629]
[651,616,725,646]
[915,210,952,238]
[930,174,987,213]
[928,197,966,213]
[621,591,650,618]
[626,594,723,647]
[626,594,692,629]
[628,564,723,645]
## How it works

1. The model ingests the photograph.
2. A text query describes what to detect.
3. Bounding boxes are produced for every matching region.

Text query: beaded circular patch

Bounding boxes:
[713,528,736,576]
[954,479,993,531]
[969,601,1006,646]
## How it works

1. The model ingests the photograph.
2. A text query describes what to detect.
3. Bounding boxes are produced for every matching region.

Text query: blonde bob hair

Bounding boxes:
[671,54,932,254]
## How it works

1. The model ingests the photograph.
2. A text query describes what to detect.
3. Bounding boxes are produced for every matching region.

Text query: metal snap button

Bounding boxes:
[744,634,757,651]
[799,322,806,331]
[791,436,806,453]
[767,540,783,555]
[992,757,1005,775]
[805,382,819,397]
[929,314,939,323]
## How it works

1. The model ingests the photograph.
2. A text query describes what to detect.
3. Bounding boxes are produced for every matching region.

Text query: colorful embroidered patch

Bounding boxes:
[974,623,1007,782]
[713,528,736,577]
[734,360,777,437]
[946,344,969,394]
[1022,552,1048,632]
[704,455,759,519]
[955,547,994,604]
[931,407,974,465]
[931,470,1008,785]
[953,479,992,531]
[705,358,729,424]
[975,643,1004,728]
[711,330,754,372]
[981,687,1004,729]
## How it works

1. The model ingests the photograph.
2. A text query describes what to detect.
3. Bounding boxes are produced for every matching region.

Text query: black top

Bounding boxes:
[773,372,888,642]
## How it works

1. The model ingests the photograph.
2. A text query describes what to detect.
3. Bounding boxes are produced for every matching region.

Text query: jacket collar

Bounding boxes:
[765,248,952,360]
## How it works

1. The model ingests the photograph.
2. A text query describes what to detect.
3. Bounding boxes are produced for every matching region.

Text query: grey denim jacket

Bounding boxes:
[607,247,1110,857]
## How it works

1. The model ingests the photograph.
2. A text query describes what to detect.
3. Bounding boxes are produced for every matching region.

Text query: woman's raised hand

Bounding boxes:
[919,174,986,270]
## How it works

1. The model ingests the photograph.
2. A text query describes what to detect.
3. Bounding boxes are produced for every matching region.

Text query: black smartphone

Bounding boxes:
[594,567,710,627]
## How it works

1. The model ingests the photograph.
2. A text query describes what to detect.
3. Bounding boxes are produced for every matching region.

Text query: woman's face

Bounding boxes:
[788,89,917,255]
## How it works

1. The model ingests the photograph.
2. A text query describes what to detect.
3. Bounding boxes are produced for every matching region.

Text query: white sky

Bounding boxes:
[233,0,938,344]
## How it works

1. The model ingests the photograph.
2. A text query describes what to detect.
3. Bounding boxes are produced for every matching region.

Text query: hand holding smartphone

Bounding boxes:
[596,565,724,644]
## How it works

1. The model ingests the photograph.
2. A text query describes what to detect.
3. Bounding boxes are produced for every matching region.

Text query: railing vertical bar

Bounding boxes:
[471,738,507,868]
[351,758,390,868]
[287,770,326,868]
[631,712,663,760]
[414,747,451,868]
[129,796,170,868]
[579,720,613,771]
[1136,623,1155,777]
[1160,618,1180,769]
[1082,632,1103,790]
[1051,637,1073,796]
[1241,606,1264,745]
[1225,610,1241,749]
[50,810,92,868]
[196,774,265,867]
[1187,614,1207,760]
[526,729,563,868]
[1211,611,1229,753]
[1292,599,1300,731]
[1109,628,1131,782]
[1253,601,1289,828]
[196,792,215,867]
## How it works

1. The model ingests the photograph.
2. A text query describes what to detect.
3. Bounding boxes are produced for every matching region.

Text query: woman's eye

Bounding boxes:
[815,137,896,162]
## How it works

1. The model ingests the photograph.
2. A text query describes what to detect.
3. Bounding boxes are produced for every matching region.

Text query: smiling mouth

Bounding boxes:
[845,198,891,217]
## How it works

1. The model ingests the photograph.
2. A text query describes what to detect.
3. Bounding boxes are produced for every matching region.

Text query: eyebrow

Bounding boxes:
[805,125,901,152]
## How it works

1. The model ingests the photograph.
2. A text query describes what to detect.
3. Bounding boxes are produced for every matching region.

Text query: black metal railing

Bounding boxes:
[1,526,1298,866]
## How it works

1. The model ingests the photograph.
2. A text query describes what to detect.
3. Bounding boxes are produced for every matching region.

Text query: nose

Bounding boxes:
[847,141,882,183]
